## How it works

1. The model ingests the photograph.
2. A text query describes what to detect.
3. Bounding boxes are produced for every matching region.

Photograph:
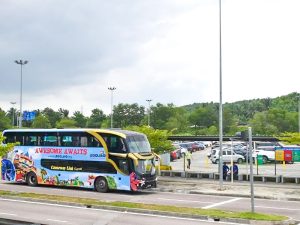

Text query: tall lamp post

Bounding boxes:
[10,101,16,126]
[218,0,224,190]
[15,59,28,128]
[108,87,116,128]
[146,99,152,127]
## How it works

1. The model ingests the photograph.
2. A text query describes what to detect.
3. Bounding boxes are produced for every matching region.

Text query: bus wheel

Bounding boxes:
[94,177,108,193]
[26,172,38,186]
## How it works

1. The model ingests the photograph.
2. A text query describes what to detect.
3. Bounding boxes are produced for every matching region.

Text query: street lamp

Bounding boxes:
[15,59,28,128]
[10,101,16,126]
[108,87,116,128]
[146,99,152,126]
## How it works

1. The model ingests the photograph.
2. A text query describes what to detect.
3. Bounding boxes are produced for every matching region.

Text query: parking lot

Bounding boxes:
[169,147,300,177]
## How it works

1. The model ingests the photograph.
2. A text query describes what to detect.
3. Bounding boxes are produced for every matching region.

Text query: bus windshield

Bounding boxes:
[134,159,156,176]
[126,135,151,153]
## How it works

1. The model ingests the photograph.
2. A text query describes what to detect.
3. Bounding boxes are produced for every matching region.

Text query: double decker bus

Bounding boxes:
[1,129,157,192]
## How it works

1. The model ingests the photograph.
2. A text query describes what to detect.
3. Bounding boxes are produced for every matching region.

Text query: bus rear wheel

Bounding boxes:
[94,177,108,193]
[26,172,38,186]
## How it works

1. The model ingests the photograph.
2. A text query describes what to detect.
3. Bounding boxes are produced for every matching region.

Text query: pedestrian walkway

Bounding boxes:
[157,176,300,201]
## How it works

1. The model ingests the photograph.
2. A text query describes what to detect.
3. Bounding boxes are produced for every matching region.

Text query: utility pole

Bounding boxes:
[15,59,28,128]
[218,0,224,190]
[248,127,255,213]
[108,87,116,128]
[146,99,152,126]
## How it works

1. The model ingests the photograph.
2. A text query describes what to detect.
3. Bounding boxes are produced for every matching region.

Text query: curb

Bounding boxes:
[0,195,297,225]
[154,187,300,202]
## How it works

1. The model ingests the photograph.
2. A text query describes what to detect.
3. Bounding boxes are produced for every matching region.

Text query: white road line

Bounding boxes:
[202,198,242,209]
[46,218,68,223]
[256,206,300,211]
[158,197,213,204]
[0,212,17,216]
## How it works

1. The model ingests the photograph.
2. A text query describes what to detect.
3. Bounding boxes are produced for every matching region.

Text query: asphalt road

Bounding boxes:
[0,181,300,222]
[0,198,245,225]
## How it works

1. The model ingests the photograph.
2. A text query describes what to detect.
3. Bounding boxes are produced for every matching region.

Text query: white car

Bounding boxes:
[252,146,275,163]
[180,146,188,156]
[210,148,244,164]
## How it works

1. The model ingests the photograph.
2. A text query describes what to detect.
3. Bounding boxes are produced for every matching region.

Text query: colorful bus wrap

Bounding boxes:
[1,129,157,192]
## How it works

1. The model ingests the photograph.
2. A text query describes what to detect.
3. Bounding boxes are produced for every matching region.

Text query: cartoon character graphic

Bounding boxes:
[1,159,15,181]
[87,175,96,186]
[106,176,117,189]
[130,172,141,191]
[13,151,37,182]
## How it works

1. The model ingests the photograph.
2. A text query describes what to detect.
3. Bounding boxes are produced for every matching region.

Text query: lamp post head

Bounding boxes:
[108,87,116,91]
[14,60,29,65]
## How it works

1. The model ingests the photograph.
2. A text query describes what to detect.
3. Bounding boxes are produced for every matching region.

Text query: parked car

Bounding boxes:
[210,148,244,164]
[171,143,182,159]
[179,142,195,152]
[193,141,205,150]
[252,146,276,163]
[170,150,178,161]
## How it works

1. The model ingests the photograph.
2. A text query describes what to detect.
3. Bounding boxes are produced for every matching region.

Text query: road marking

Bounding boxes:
[158,197,214,204]
[202,198,242,209]
[46,218,68,223]
[256,206,300,211]
[0,212,17,216]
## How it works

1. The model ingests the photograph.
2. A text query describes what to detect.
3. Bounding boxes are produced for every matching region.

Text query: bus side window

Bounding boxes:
[3,133,16,144]
[87,137,100,147]
[72,136,80,147]
[15,134,24,145]
[80,137,88,147]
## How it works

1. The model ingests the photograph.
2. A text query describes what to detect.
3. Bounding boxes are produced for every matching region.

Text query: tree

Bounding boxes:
[126,125,173,154]
[86,108,106,128]
[113,103,145,128]
[151,103,176,130]
[0,132,17,157]
[188,106,217,128]
[58,108,69,118]
[72,111,87,128]
[0,108,11,131]
[165,108,189,133]
[42,108,62,128]
[278,132,300,145]
[56,118,77,128]
[32,115,51,128]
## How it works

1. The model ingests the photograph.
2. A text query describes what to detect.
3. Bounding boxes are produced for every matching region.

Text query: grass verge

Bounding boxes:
[0,190,287,222]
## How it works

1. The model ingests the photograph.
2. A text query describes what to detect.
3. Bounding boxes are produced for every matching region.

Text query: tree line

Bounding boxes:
[0,92,299,136]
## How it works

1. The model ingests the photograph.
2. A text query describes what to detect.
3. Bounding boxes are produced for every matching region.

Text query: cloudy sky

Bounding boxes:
[1,0,299,116]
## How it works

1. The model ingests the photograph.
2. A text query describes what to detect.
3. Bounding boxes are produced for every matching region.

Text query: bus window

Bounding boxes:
[80,136,88,147]
[15,133,24,145]
[43,135,58,146]
[101,134,127,153]
[3,133,16,144]
[61,135,72,147]
[24,135,37,146]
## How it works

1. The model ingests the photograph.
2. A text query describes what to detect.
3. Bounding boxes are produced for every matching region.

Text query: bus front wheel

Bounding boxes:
[26,172,38,186]
[94,177,108,193]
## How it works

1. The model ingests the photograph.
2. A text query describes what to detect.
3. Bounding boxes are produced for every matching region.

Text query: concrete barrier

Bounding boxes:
[253,175,281,183]
[281,176,300,184]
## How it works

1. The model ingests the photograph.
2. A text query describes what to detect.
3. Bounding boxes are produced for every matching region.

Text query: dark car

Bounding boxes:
[179,142,195,152]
